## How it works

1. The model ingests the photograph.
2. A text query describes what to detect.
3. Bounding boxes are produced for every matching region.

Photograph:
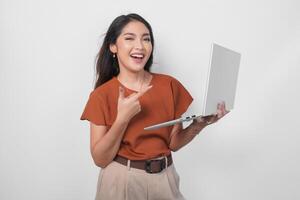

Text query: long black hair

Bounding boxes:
[94,13,155,89]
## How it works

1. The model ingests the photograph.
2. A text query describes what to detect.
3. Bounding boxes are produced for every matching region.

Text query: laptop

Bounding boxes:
[144,43,241,131]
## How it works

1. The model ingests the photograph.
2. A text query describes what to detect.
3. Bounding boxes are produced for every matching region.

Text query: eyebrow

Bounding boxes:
[122,33,150,37]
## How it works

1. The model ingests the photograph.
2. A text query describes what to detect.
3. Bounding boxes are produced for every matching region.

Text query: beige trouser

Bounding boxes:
[95,156,186,200]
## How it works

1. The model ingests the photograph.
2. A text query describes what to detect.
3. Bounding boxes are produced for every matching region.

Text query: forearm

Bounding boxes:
[169,121,207,152]
[92,118,129,168]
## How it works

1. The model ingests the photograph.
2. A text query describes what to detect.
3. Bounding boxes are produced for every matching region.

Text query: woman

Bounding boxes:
[80,13,229,200]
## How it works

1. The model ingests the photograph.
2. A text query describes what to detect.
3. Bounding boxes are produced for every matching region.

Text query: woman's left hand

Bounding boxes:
[193,101,230,126]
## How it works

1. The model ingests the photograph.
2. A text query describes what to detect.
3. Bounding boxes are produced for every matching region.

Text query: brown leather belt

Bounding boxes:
[113,154,173,174]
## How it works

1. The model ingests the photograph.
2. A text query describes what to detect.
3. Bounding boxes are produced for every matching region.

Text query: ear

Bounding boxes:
[109,44,117,54]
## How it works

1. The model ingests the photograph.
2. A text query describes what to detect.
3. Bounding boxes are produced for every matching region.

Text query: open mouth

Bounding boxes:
[130,53,145,60]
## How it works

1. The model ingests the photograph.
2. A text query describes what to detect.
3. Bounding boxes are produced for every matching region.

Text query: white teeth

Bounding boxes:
[131,54,144,58]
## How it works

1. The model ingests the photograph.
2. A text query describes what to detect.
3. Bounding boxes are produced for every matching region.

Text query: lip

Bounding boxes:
[130,56,144,64]
[130,52,145,56]
[130,53,145,59]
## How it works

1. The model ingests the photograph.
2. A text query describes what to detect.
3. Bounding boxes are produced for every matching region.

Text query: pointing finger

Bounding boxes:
[127,92,137,99]
[133,85,153,100]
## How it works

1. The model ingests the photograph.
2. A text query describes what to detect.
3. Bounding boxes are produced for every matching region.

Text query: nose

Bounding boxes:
[134,38,144,50]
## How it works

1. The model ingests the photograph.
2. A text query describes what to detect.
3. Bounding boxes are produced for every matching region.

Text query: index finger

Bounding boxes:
[132,85,153,100]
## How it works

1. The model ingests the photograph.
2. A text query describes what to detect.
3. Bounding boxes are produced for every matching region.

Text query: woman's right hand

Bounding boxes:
[116,85,153,123]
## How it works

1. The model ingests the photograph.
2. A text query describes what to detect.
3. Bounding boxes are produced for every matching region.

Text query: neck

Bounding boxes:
[117,70,147,86]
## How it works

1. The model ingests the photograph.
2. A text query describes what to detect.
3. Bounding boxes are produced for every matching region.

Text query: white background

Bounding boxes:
[1,0,299,199]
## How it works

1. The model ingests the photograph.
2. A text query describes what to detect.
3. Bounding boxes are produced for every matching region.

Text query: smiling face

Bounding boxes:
[109,20,153,73]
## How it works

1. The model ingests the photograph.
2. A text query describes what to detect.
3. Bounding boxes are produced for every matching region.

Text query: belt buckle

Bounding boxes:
[145,158,166,174]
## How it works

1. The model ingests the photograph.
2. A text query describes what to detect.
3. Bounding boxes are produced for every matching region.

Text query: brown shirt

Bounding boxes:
[80,72,193,160]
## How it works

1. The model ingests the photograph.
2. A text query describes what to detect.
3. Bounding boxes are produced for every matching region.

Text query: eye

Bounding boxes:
[125,38,133,40]
[144,38,151,42]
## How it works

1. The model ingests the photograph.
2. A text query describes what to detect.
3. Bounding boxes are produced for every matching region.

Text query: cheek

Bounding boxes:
[116,40,131,51]
[148,42,153,49]
[119,43,131,52]
[146,44,153,54]
[117,46,131,58]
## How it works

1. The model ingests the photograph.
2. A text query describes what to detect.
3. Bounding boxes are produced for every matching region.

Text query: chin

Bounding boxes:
[128,63,146,72]
[130,67,145,73]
